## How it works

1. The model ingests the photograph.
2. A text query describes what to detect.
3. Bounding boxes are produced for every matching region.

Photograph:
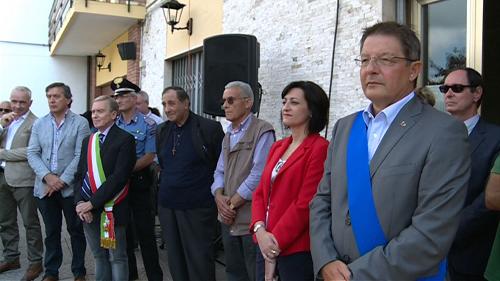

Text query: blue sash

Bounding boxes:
[346,112,446,281]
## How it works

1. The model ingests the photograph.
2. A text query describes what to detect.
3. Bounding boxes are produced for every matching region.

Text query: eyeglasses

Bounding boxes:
[354,55,417,68]
[220,96,247,106]
[438,84,475,94]
[0,108,11,113]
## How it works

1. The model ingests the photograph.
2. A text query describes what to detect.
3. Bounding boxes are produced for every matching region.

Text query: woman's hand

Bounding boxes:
[256,229,280,262]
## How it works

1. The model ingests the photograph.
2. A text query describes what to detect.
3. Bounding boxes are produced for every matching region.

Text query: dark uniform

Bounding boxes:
[112,78,163,281]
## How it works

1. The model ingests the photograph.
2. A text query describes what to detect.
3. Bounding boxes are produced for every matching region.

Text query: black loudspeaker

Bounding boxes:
[203,34,260,116]
[117,42,136,60]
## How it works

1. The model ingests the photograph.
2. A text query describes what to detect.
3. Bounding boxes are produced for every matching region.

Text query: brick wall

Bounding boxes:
[127,23,142,85]
[223,0,382,138]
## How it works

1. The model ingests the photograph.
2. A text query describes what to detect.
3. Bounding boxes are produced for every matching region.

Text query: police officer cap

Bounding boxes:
[111,77,141,95]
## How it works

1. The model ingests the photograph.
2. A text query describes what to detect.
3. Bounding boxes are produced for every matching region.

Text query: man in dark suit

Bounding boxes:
[74,95,136,281]
[156,86,224,281]
[443,67,500,281]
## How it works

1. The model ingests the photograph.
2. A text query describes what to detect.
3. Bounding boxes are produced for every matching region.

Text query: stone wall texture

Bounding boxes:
[223,0,382,138]
[141,1,167,112]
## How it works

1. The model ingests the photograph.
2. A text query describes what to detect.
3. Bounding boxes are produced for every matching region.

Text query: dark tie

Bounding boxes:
[99,134,105,144]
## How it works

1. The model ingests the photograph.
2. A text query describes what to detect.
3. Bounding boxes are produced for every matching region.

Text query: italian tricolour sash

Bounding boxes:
[346,111,445,280]
[86,132,128,249]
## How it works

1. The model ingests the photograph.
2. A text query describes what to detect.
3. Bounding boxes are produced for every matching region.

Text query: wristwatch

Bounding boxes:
[253,223,265,234]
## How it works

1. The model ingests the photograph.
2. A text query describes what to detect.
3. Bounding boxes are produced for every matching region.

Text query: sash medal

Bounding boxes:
[86,132,128,249]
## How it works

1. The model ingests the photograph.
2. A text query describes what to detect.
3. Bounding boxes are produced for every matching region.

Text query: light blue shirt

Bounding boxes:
[464,114,480,136]
[362,93,415,161]
[97,124,113,142]
[116,111,156,158]
[211,114,275,200]
[49,111,68,172]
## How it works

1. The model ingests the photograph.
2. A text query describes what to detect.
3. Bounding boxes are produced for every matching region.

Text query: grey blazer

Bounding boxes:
[0,111,37,187]
[27,110,90,199]
[310,97,471,280]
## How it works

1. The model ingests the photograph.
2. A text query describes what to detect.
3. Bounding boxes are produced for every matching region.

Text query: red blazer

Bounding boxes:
[251,133,328,256]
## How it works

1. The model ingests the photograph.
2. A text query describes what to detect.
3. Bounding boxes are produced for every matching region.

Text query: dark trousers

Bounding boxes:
[126,172,162,281]
[256,248,314,281]
[0,172,43,264]
[36,193,86,279]
[158,204,217,281]
[448,266,487,281]
[220,224,256,281]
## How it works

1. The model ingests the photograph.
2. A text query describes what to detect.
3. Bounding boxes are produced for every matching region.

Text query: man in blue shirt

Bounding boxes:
[28,83,90,281]
[111,77,163,281]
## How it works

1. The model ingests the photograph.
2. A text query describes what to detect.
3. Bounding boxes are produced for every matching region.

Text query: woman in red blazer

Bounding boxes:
[251,81,329,281]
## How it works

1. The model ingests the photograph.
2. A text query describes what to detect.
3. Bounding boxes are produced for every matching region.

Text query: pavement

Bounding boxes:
[0,212,227,281]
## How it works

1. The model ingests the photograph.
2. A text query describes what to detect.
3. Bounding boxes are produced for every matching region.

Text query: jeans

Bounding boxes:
[84,218,128,281]
[36,193,86,278]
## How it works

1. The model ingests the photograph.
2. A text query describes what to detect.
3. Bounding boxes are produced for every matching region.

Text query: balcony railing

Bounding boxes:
[48,0,146,49]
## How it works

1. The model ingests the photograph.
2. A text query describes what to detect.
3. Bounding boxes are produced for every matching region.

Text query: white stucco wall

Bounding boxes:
[0,0,87,117]
[0,42,87,117]
[140,0,168,114]
[223,0,382,138]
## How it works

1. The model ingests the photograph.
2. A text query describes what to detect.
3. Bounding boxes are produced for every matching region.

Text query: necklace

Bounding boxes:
[171,128,183,156]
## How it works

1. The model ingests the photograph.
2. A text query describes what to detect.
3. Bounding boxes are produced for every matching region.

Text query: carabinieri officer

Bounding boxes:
[111,77,163,281]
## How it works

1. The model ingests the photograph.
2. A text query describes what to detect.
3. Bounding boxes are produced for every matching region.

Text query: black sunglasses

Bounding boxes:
[0,108,11,113]
[219,96,247,106]
[439,84,475,94]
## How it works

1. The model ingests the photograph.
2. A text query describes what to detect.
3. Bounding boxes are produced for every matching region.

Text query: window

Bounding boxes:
[172,51,212,118]
[409,0,483,111]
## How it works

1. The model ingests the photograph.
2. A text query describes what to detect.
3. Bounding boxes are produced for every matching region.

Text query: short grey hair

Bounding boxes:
[12,86,32,99]
[94,95,119,113]
[137,90,149,104]
[224,81,254,103]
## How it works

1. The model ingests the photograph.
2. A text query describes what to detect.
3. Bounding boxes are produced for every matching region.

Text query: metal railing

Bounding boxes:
[48,0,146,48]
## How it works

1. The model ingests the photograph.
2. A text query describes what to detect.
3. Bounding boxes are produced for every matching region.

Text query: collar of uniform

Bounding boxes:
[227,113,253,134]
[362,92,415,127]
[117,111,139,125]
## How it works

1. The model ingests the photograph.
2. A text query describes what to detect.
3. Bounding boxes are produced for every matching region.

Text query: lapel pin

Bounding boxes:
[400,121,407,127]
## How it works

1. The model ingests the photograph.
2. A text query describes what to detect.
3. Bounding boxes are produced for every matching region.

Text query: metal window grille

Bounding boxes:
[172,52,213,118]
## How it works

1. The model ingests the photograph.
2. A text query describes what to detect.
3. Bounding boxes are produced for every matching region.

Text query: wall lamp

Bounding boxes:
[96,51,111,72]
[161,0,193,36]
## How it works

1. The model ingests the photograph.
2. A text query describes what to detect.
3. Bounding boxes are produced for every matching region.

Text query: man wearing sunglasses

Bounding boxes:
[0,101,12,135]
[0,101,11,119]
[443,67,500,281]
[212,81,275,281]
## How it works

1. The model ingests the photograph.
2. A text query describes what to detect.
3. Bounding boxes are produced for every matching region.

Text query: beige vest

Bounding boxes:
[222,116,274,236]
